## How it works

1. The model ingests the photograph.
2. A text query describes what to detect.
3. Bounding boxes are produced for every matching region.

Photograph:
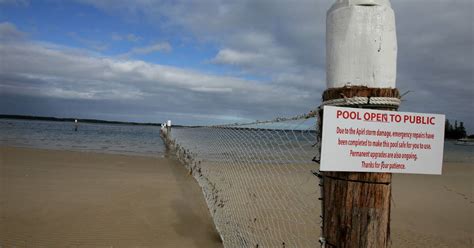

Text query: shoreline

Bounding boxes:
[0,144,166,158]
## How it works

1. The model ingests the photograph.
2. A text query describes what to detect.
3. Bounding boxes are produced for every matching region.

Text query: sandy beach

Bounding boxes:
[0,146,222,248]
[1,146,472,247]
[390,162,473,247]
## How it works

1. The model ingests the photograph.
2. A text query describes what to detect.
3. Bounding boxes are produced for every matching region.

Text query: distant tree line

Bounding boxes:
[445,119,467,139]
[0,114,161,126]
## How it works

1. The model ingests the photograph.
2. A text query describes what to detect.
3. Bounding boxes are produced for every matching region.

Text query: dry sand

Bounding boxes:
[1,146,472,248]
[390,162,473,247]
[195,161,473,247]
[0,146,223,248]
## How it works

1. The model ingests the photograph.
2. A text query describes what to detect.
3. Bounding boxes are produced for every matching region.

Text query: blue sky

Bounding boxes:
[1,1,224,74]
[0,0,473,132]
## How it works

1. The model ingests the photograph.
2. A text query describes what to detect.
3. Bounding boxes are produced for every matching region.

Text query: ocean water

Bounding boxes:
[1,119,472,163]
[0,119,165,157]
[443,140,474,163]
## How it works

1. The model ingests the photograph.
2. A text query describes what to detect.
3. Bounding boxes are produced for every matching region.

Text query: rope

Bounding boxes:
[321,96,401,107]
[212,111,318,128]
[201,96,399,129]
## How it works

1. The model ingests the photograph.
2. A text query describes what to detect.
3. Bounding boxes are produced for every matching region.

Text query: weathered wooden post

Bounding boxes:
[320,0,399,247]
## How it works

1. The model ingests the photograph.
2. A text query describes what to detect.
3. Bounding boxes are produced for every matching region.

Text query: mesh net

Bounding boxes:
[161,113,321,247]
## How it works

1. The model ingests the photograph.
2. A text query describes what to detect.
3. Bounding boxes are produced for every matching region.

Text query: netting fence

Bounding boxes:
[160,111,322,247]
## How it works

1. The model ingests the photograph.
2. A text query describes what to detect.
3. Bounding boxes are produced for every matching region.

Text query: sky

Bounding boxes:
[0,0,473,132]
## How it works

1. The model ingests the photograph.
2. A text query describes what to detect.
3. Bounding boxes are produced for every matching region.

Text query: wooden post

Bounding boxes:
[322,171,391,247]
[321,0,398,247]
[320,87,399,248]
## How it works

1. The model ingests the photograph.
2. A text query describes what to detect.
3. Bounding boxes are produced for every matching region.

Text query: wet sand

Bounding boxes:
[0,146,222,248]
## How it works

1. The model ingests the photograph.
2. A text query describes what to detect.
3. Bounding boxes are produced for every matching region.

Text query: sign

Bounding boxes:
[320,106,445,174]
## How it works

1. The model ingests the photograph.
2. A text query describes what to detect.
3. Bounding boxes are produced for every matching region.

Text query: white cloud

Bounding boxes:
[0,36,314,125]
[67,32,108,51]
[0,22,26,41]
[111,33,141,42]
[212,49,263,66]
[0,0,28,6]
[122,42,172,57]
[0,40,276,101]
[126,34,141,42]
[111,33,122,41]
[190,86,233,93]
[2,1,473,129]
[73,0,474,130]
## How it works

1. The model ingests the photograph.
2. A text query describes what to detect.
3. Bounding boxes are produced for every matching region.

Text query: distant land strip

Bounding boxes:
[0,114,163,126]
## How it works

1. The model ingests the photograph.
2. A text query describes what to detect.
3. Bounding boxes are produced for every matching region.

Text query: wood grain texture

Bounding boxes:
[321,87,397,247]
[322,172,391,247]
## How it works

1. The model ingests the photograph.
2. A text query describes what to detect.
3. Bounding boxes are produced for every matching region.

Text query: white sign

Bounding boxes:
[320,106,445,175]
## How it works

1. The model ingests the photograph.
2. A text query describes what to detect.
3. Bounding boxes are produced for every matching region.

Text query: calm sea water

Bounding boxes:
[0,119,166,157]
[443,139,474,163]
[0,119,472,163]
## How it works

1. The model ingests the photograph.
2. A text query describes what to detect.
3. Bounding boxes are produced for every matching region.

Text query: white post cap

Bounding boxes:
[327,0,397,88]
[331,0,391,8]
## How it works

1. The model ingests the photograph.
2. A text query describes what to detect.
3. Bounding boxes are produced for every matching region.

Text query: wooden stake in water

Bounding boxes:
[321,0,398,247]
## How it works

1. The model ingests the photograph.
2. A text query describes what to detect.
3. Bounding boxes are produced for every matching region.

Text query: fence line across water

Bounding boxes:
[160,113,322,248]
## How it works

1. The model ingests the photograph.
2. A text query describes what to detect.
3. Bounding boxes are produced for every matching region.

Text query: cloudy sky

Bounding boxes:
[0,0,473,131]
